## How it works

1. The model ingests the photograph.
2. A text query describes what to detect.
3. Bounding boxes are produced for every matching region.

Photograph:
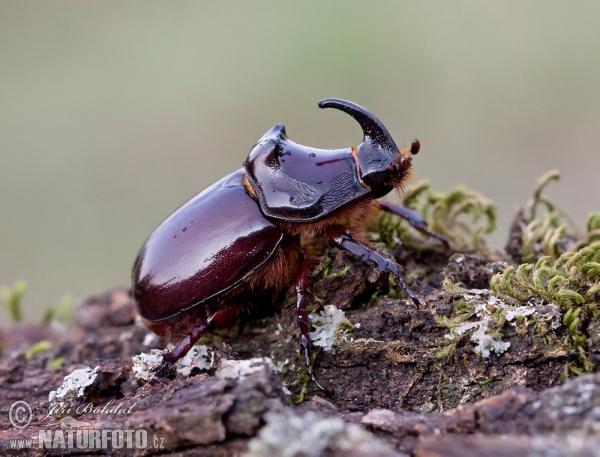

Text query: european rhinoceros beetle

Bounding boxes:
[132,98,450,390]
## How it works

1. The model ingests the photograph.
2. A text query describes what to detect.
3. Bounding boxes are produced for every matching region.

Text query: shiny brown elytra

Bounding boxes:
[132,98,450,391]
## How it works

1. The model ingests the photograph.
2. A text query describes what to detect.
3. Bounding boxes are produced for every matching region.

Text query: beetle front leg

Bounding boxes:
[295,250,328,393]
[327,229,422,307]
[378,200,453,255]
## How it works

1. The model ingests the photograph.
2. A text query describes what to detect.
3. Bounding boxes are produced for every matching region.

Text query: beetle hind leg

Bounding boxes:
[378,200,453,255]
[149,303,244,385]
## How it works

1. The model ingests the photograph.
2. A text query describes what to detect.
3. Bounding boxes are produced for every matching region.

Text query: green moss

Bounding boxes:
[435,298,476,329]
[403,181,496,256]
[367,290,382,308]
[475,376,496,386]
[386,275,402,299]
[434,346,455,359]
[526,170,561,221]
[373,181,496,257]
[291,370,309,405]
[25,340,52,359]
[47,357,66,369]
[291,349,321,405]
[42,308,56,325]
[442,278,473,296]
[1,279,27,322]
[491,244,600,310]
[406,267,427,285]
[482,170,600,375]
[579,211,600,249]
[436,371,461,410]
[322,257,351,279]
[512,170,599,263]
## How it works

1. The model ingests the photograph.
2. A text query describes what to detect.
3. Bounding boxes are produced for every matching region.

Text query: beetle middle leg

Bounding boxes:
[378,200,453,255]
[327,228,422,307]
[295,249,328,393]
[150,303,244,384]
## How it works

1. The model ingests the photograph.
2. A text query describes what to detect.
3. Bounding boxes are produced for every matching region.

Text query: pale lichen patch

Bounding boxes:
[471,321,511,358]
[177,345,214,376]
[132,346,278,381]
[247,409,397,457]
[47,366,100,420]
[48,366,99,403]
[216,358,277,380]
[309,305,347,352]
[131,349,164,381]
[132,345,215,380]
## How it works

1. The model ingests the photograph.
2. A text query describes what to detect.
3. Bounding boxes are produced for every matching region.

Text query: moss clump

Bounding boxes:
[25,340,52,359]
[509,170,600,263]
[1,279,27,322]
[374,181,496,257]
[578,211,600,250]
[42,294,74,328]
[438,246,598,375]
[491,243,599,373]
[434,170,600,378]
[518,170,572,262]
[491,244,600,310]
[321,257,351,279]
[436,285,516,360]
[291,350,320,405]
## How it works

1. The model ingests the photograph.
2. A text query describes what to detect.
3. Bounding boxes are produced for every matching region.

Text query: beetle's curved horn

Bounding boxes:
[317,98,398,152]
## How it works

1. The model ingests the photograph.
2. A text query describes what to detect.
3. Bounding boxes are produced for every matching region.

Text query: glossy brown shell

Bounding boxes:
[244,124,370,221]
[132,169,284,322]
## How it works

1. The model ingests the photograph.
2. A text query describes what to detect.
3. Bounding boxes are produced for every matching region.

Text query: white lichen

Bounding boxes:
[247,410,397,457]
[445,321,480,340]
[48,366,99,403]
[471,320,511,357]
[445,319,510,358]
[131,349,164,381]
[309,305,347,352]
[216,358,276,380]
[177,345,213,376]
[444,285,567,358]
[443,288,514,358]
[505,305,536,321]
[537,303,562,329]
[132,345,216,380]
[132,345,279,381]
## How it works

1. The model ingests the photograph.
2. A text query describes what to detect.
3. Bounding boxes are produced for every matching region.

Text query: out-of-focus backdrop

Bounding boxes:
[2,2,600,321]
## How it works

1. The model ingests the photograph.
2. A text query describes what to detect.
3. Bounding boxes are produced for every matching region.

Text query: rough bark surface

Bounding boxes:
[1,242,599,456]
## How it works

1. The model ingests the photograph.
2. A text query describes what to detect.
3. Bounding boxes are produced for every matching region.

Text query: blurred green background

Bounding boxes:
[2,1,600,321]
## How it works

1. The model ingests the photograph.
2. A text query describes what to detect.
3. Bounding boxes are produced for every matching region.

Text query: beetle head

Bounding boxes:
[319,98,415,198]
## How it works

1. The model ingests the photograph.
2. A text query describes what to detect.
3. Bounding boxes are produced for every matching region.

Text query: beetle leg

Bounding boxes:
[296,250,328,393]
[149,321,210,384]
[327,229,422,308]
[378,200,453,255]
[150,304,243,384]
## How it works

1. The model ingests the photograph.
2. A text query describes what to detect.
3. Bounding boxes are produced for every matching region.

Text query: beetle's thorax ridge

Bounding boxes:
[244,125,371,222]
